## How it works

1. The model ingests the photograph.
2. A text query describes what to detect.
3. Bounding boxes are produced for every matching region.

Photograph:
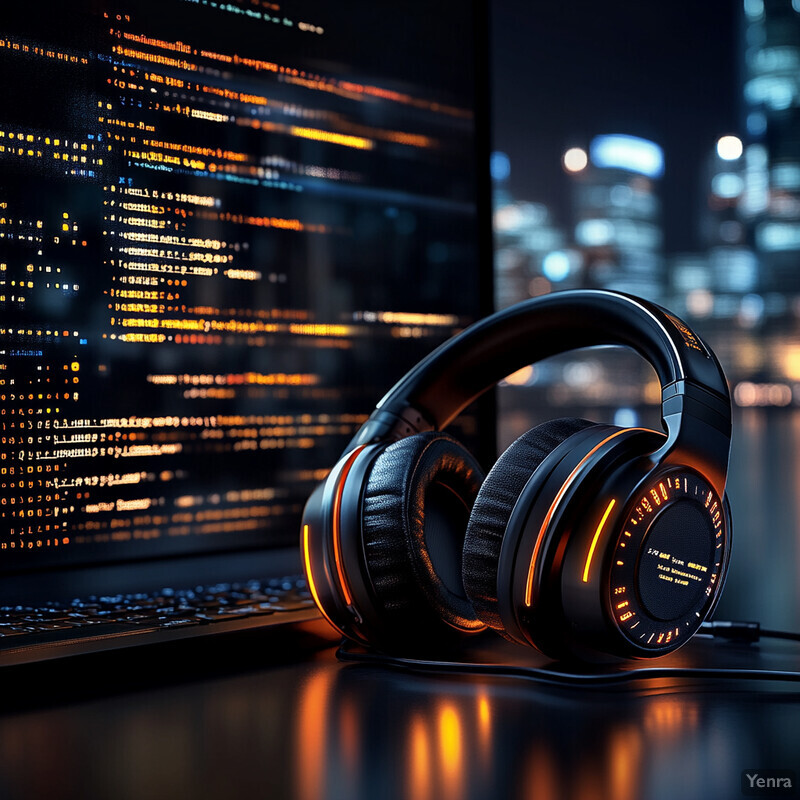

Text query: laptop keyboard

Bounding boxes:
[0,575,314,648]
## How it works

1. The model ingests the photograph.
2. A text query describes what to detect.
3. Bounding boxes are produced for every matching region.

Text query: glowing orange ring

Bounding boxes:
[524,428,646,607]
[331,446,366,606]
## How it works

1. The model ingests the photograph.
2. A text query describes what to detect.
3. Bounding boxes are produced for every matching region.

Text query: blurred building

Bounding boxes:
[491,151,580,309]
[563,134,665,302]
[742,0,800,294]
[702,136,759,294]
[675,135,760,321]
[490,149,659,430]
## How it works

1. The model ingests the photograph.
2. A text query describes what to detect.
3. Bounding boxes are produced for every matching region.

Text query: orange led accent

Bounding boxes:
[524,428,643,607]
[582,498,617,583]
[302,523,339,633]
[332,446,365,606]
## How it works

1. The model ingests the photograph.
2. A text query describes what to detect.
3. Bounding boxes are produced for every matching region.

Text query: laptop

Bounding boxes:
[0,0,492,665]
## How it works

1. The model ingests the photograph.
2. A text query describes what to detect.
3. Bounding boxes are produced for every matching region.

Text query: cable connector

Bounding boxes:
[701,620,761,642]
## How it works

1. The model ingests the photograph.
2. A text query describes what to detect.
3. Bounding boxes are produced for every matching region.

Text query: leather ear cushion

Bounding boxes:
[361,432,485,635]
[462,417,596,630]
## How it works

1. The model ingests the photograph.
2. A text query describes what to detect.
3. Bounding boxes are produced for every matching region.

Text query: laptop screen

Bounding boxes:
[0,1,490,573]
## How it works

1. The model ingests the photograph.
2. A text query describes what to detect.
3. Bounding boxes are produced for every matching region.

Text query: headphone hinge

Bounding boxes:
[658,381,732,496]
[661,379,731,426]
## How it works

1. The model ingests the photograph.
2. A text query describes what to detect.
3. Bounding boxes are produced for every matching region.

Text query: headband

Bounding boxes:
[348,291,731,493]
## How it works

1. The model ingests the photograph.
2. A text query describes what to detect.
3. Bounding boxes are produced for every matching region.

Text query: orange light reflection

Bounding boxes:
[408,714,432,800]
[438,703,464,800]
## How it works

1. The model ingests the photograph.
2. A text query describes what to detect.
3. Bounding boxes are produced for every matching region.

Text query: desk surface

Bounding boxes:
[0,621,798,800]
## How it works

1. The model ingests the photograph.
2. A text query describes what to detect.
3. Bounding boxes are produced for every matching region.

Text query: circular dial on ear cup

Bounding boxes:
[608,469,727,652]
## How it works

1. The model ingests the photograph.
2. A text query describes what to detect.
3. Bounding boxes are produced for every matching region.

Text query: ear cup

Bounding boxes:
[361,431,485,636]
[462,417,596,629]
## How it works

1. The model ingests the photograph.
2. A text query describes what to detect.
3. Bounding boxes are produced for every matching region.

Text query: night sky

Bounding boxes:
[491,0,741,254]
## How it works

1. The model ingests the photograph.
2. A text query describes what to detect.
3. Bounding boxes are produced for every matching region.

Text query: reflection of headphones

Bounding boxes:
[302,290,733,661]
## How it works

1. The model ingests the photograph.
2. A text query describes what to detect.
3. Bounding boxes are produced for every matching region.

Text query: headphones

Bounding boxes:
[302,290,733,661]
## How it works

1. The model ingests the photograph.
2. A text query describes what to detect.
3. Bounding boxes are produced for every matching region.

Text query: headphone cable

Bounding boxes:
[336,620,800,687]
[700,620,800,643]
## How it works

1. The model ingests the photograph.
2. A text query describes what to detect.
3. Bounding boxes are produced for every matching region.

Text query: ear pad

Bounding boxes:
[462,417,596,629]
[361,431,485,635]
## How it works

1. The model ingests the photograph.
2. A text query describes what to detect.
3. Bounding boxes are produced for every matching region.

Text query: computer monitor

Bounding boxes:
[0,0,491,576]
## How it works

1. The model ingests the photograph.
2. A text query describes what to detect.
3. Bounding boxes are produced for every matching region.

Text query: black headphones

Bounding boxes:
[302,290,732,661]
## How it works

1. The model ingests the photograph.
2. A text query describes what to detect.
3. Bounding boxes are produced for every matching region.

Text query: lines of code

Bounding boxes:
[0,0,481,569]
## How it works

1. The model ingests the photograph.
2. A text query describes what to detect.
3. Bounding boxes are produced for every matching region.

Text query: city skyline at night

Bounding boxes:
[492,0,800,399]
[491,0,740,256]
